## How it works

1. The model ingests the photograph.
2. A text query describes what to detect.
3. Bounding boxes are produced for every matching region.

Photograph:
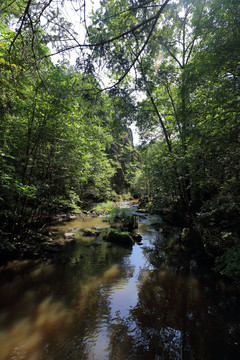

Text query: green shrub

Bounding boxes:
[214,236,240,279]
[93,201,115,214]
[109,208,130,224]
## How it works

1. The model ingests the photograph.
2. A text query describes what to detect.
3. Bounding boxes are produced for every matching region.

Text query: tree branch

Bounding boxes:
[9,0,32,53]
[138,59,172,153]
[160,37,183,69]
[35,0,54,24]
[185,37,196,65]
[38,0,170,61]
[0,0,16,13]
[95,0,171,91]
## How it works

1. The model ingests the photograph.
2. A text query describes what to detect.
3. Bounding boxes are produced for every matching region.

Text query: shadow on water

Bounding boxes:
[0,202,240,359]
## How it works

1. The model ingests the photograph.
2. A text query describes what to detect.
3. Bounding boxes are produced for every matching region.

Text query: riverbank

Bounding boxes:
[0,201,140,265]
[1,200,240,359]
[0,211,87,265]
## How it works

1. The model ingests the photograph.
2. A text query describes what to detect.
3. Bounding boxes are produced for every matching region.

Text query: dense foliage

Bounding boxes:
[0,0,240,279]
[89,0,240,278]
[0,1,140,252]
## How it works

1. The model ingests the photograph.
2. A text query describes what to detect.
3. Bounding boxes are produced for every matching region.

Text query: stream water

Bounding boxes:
[0,202,240,359]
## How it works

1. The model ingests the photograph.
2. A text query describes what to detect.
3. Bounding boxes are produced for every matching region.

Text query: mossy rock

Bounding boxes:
[132,234,142,243]
[100,228,134,246]
[83,228,100,237]
[121,215,138,231]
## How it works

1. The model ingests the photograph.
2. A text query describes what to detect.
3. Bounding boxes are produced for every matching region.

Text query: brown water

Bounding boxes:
[0,203,240,359]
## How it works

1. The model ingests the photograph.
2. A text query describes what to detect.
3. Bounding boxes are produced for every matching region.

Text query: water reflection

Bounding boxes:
[0,293,72,360]
[107,258,240,359]
[0,207,240,359]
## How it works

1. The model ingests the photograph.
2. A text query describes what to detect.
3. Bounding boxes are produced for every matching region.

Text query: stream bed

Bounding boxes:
[0,202,240,359]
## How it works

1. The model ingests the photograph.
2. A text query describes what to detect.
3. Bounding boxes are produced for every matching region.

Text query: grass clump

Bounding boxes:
[93,201,115,214]
[109,208,130,224]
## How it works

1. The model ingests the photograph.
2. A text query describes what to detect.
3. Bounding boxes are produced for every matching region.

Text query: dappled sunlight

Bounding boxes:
[77,265,122,316]
[0,0,239,354]
[0,318,42,360]
[111,277,131,292]
[34,296,72,334]
[77,277,100,314]
[0,296,72,360]
[137,269,151,288]
[102,264,121,283]
[77,235,95,242]
[29,263,56,281]
[52,214,109,234]
[1,204,240,359]
[0,263,57,309]
[81,277,100,298]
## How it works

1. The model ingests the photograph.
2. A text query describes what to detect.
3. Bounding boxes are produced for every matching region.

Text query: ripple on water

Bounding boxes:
[1,203,240,359]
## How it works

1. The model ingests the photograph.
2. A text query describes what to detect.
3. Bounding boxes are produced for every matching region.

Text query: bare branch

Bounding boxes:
[35,0,54,24]
[50,20,82,46]
[37,0,170,61]
[159,37,183,69]
[88,0,170,91]
[185,37,196,65]
[9,0,32,53]
[138,59,172,153]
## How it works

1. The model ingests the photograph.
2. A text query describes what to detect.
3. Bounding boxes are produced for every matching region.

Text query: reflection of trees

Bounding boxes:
[2,237,240,359]
[52,243,136,359]
[0,241,134,359]
[58,241,133,291]
[107,244,240,360]
[107,315,136,360]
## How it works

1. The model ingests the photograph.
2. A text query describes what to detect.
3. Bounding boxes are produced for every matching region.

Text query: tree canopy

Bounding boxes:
[0,0,240,278]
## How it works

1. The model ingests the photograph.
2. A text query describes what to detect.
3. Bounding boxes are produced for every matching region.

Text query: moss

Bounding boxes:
[132,234,142,243]
[83,228,100,237]
[121,215,138,231]
[100,228,134,246]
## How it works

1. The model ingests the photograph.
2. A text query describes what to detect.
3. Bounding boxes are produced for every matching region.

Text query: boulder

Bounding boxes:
[132,234,142,243]
[121,215,138,231]
[64,232,75,239]
[82,228,100,237]
[101,229,134,246]
[64,232,76,244]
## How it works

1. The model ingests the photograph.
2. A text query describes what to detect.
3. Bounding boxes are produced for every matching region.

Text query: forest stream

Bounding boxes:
[0,202,240,360]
